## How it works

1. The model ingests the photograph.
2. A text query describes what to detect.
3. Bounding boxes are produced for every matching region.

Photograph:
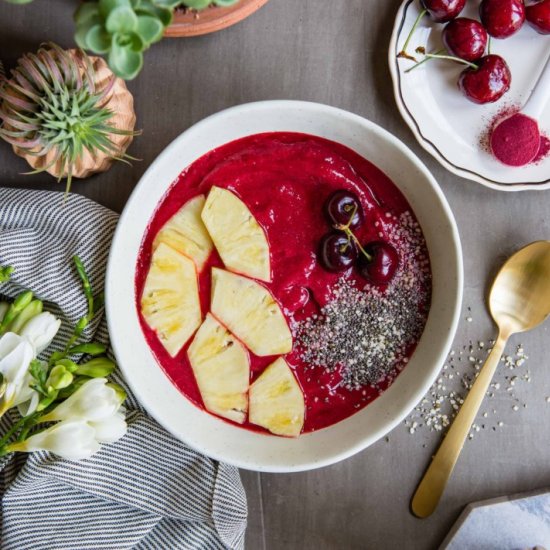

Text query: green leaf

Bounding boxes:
[108,39,143,79]
[74,2,101,26]
[212,0,239,5]
[152,0,180,8]
[106,5,138,33]
[136,0,172,26]
[136,15,163,44]
[99,0,131,18]
[85,25,112,53]
[182,0,211,9]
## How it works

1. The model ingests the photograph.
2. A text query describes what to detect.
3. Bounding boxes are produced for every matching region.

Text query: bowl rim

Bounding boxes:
[388,0,550,192]
[106,100,463,472]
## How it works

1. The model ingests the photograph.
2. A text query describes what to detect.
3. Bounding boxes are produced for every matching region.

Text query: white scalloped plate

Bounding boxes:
[389,0,550,191]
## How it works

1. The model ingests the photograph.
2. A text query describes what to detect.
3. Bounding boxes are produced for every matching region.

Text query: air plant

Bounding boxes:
[0,43,138,194]
[3,0,240,79]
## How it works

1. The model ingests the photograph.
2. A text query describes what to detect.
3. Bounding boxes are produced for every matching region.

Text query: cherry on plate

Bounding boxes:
[458,55,511,104]
[479,0,526,38]
[319,232,358,272]
[357,242,399,285]
[324,190,364,230]
[526,0,550,34]
[443,18,488,61]
[421,0,466,22]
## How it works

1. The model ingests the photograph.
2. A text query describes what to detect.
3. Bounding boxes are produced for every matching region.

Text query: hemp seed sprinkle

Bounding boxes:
[294,211,431,390]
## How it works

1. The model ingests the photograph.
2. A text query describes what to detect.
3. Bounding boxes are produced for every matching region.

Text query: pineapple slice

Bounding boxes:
[249,358,305,437]
[153,195,213,272]
[201,186,271,282]
[188,313,250,424]
[141,243,202,357]
[210,268,292,356]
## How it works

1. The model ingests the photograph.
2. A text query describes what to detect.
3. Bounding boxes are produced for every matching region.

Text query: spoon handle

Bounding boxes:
[523,51,550,120]
[411,334,508,518]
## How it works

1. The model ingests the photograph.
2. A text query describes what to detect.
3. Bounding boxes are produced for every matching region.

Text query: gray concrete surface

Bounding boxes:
[1,1,550,548]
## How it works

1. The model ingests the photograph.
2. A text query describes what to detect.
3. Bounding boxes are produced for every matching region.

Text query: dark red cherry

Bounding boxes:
[357,242,399,285]
[480,0,526,38]
[443,18,488,61]
[526,0,550,34]
[319,232,358,272]
[421,0,466,22]
[324,190,364,230]
[458,55,511,104]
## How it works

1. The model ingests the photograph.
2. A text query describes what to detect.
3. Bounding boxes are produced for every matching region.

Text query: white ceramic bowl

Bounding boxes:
[106,100,463,472]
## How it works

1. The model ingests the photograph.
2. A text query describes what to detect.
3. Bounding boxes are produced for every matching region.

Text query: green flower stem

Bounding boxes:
[397,8,427,61]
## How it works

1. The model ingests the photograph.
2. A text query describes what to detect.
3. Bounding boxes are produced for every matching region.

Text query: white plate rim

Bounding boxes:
[388,0,550,192]
[105,100,464,472]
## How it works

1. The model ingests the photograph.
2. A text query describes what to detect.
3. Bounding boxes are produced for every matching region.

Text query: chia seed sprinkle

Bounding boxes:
[294,211,431,390]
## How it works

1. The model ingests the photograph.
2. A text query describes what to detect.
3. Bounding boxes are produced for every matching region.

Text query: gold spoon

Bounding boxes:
[411,241,550,518]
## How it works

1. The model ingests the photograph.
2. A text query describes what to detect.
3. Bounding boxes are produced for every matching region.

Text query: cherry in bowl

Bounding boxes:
[443,18,488,61]
[319,232,358,272]
[358,242,399,285]
[324,190,364,230]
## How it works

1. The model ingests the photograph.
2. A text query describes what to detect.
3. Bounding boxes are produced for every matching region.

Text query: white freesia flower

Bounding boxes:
[89,410,127,443]
[13,370,40,416]
[8,420,100,461]
[20,312,61,355]
[0,333,34,415]
[41,378,121,423]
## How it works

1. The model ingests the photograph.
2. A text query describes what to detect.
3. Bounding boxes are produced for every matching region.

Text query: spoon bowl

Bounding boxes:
[490,241,550,335]
[412,240,550,518]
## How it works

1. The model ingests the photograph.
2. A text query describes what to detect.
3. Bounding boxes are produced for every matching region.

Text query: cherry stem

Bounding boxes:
[487,36,492,55]
[405,48,446,73]
[397,8,427,61]
[335,205,373,263]
[423,53,478,70]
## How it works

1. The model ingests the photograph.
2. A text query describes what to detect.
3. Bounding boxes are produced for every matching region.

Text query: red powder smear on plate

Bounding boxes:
[490,113,541,167]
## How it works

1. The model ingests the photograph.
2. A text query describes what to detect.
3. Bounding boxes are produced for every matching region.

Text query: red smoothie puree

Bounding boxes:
[136,132,432,434]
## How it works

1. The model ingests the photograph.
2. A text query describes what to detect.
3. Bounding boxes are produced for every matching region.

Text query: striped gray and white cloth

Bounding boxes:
[0,187,248,550]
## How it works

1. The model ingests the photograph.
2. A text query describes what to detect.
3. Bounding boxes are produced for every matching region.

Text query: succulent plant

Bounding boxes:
[4,0,241,79]
[74,0,240,79]
[0,43,137,193]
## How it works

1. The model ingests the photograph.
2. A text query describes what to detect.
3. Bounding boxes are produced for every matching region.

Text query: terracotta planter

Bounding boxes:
[12,50,136,180]
[165,0,269,38]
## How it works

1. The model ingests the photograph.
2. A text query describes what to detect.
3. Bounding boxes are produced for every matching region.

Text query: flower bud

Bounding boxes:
[7,420,100,461]
[75,358,116,378]
[69,343,107,356]
[47,365,73,390]
[9,300,43,334]
[20,312,61,355]
[106,382,127,405]
[40,378,121,423]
